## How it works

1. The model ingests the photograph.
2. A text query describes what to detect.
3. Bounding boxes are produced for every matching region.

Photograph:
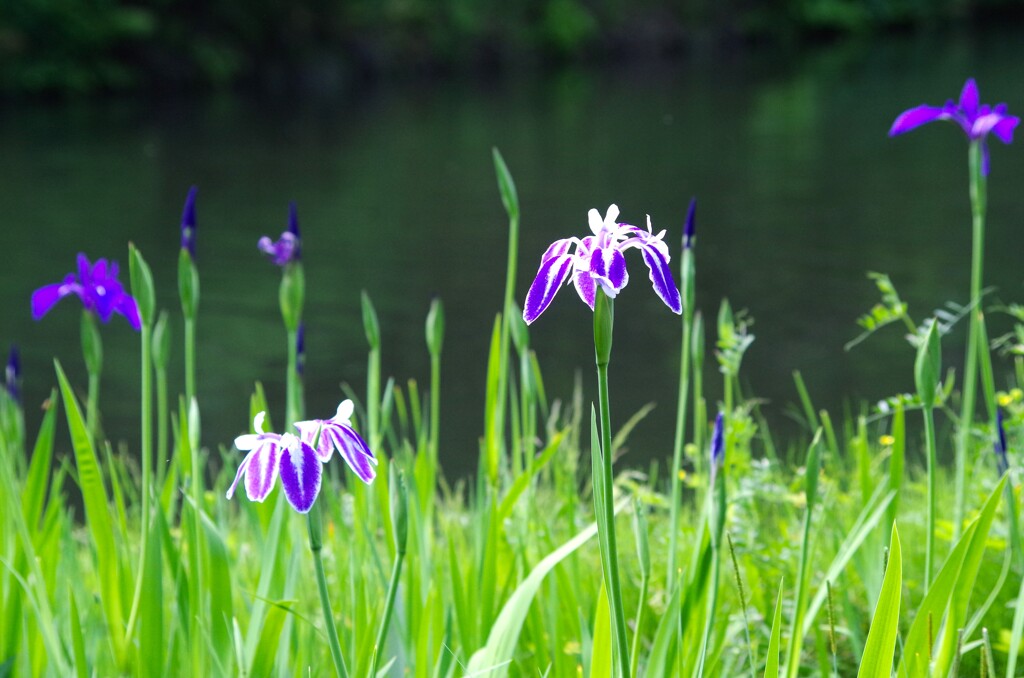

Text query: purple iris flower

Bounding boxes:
[995,408,1009,476]
[293,400,377,484]
[180,186,198,255]
[5,345,19,402]
[523,204,682,324]
[889,78,1019,176]
[227,401,376,513]
[258,202,302,266]
[31,253,141,331]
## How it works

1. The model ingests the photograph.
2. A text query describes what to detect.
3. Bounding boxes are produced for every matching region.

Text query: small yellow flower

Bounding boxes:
[1012,388,1023,401]
[998,393,1013,407]
[678,469,688,482]
[879,434,896,447]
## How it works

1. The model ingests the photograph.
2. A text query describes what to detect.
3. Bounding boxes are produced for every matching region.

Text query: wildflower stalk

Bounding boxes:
[593,293,632,678]
[80,310,102,441]
[178,248,199,406]
[307,495,349,678]
[152,312,170,483]
[426,299,444,461]
[370,468,408,677]
[785,430,823,678]
[916,321,941,585]
[362,292,381,449]
[668,201,697,586]
[281,261,305,427]
[698,414,726,678]
[630,499,650,678]
[954,140,996,540]
[491,148,519,487]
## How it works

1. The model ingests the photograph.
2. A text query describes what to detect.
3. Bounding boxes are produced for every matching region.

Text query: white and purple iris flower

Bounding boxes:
[226,402,376,513]
[31,253,142,331]
[258,202,302,266]
[889,78,1019,175]
[523,204,682,325]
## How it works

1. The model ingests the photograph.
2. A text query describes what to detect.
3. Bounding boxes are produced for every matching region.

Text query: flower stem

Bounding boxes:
[668,250,695,587]
[307,498,349,678]
[923,402,937,585]
[370,551,405,677]
[954,141,992,542]
[184,317,196,406]
[80,310,102,442]
[593,294,632,678]
[286,329,301,428]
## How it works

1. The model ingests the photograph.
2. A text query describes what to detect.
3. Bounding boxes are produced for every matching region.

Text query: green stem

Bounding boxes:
[308,499,349,678]
[286,329,300,428]
[80,311,102,443]
[629,574,649,678]
[696,542,721,677]
[954,141,988,542]
[492,210,520,486]
[184,317,196,406]
[784,486,816,678]
[594,295,632,678]
[923,404,937,586]
[668,254,694,585]
[430,352,440,461]
[156,365,168,485]
[86,371,100,444]
[368,346,381,450]
[370,552,405,677]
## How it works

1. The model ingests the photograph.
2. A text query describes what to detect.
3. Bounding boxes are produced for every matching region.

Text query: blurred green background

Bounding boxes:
[1,0,1021,96]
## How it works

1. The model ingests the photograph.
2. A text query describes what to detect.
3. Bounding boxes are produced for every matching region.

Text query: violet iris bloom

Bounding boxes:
[889,78,1019,175]
[709,412,725,476]
[683,198,697,250]
[258,202,302,266]
[227,401,376,513]
[523,204,682,324]
[181,186,198,255]
[31,253,141,331]
[293,400,377,484]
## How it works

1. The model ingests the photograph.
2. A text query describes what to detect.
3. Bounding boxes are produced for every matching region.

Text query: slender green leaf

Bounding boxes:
[22,389,58,529]
[589,583,612,678]
[857,527,902,678]
[764,580,784,678]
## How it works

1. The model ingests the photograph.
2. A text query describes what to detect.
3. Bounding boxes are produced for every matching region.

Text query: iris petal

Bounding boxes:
[244,441,281,502]
[959,78,979,119]
[278,441,322,513]
[226,449,255,499]
[523,252,573,324]
[31,283,75,320]
[888,105,947,136]
[330,426,377,484]
[991,115,1020,144]
[573,270,597,309]
[641,244,682,314]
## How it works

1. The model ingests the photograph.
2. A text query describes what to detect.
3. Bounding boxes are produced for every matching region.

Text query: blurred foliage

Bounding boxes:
[0,0,1018,95]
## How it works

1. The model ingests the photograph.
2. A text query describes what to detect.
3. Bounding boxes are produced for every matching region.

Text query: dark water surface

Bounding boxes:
[3,28,1023,473]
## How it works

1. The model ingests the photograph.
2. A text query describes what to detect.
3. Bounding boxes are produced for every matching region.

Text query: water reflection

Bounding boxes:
[3,27,1022,472]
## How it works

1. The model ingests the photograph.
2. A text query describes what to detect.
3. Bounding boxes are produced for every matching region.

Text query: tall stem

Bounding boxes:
[430,352,441,461]
[954,141,989,541]
[139,322,153,557]
[184,317,196,406]
[286,329,300,428]
[307,499,349,678]
[80,311,102,443]
[696,541,721,677]
[594,295,632,678]
[156,365,168,483]
[86,371,100,443]
[923,404,937,585]
[668,300,693,586]
[370,552,405,676]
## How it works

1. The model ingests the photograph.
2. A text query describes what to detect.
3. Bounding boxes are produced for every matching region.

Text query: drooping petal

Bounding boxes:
[278,439,322,513]
[605,249,628,291]
[888,105,947,136]
[244,440,281,502]
[541,238,575,263]
[573,270,596,309]
[31,282,76,319]
[641,243,682,314]
[115,292,142,331]
[226,449,255,499]
[990,114,1020,144]
[590,247,628,292]
[329,425,377,484]
[523,253,573,324]
[959,78,979,119]
[234,433,263,451]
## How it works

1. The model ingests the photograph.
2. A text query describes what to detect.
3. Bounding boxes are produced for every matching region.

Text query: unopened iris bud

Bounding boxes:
[5,345,20,402]
[129,244,156,327]
[180,185,198,256]
[683,197,697,250]
[710,412,725,477]
[361,291,381,351]
[296,322,306,376]
[426,297,445,357]
[995,408,1009,476]
[914,320,941,407]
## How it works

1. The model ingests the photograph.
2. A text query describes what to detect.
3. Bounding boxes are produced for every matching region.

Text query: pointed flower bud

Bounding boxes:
[914,319,941,408]
[710,411,725,475]
[683,197,697,250]
[5,344,20,402]
[995,408,1009,476]
[180,186,198,256]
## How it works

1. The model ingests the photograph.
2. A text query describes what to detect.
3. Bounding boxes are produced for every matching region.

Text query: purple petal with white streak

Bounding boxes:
[641,244,682,314]
[888,105,947,136]
[115,292,142,330]
[31,282,77,319]
[244,441,281,502]
[541,238,574,263]
[959,78,979,118]
[523,253,573,324]
[226,449,254,499]
[573,270,596,309]
[330,425,377,484]
[991,115,1019,144]
[279,440,322,513]
[295,420,334,462]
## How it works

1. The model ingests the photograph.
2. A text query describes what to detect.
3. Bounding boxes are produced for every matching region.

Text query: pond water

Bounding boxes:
[3,27,1023,474]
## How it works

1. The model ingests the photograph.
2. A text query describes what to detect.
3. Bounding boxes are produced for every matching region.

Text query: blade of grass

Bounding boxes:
[857,527,902,678]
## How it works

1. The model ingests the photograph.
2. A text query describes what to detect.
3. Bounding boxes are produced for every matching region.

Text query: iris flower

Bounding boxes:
[889,78,1019,175]
[31,253,141,331]
[523,204,682,324]
[709,412,725,477]
[259,202,301,266]
[227,401,376,513]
